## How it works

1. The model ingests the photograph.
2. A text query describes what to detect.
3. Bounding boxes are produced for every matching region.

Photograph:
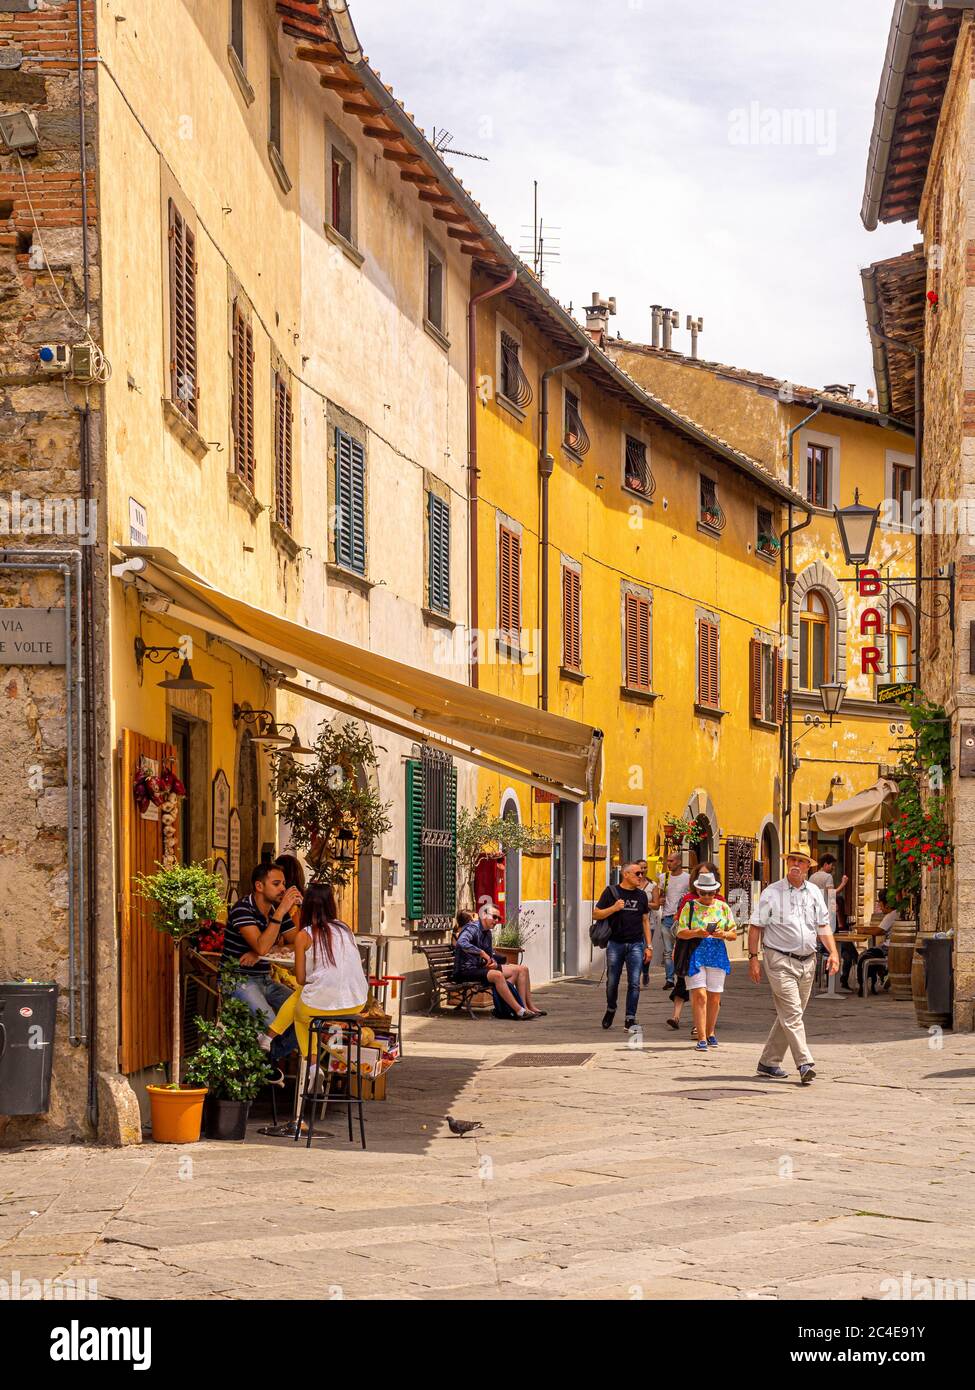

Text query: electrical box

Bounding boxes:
[37,344,69,371]
[70,343,94,380]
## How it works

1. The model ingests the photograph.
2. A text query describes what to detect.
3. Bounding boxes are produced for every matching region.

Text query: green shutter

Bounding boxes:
[405,757,425,921]
[335,427,366,574]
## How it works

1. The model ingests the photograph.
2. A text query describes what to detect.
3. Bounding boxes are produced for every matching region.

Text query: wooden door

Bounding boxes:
[120,729,176,1074]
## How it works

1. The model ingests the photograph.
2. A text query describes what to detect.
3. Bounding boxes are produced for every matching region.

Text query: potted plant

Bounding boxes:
[184,998,274,1141]
[135,860,225,1143]
[494,906,543,964]
[456,798,541,910]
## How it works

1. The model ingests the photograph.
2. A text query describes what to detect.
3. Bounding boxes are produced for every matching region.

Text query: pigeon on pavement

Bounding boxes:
[447,1116,483,1137]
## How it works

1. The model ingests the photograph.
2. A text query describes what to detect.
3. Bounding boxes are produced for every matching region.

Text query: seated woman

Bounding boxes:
[454,901,545,1019]
[675,869,737,1052]
[856,889,898,995]
[263,883,368,1065]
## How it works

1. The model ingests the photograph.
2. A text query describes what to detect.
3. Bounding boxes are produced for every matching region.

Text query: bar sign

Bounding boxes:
[0,608,66,665]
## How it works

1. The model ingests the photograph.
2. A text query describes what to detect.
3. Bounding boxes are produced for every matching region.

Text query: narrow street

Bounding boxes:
[3,968,973,1301]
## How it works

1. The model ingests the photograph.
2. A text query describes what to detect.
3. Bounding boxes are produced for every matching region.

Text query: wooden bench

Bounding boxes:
[420,945,487,1018]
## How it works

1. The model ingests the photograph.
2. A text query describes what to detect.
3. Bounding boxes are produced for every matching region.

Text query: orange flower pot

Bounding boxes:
[147,1085,208,1143]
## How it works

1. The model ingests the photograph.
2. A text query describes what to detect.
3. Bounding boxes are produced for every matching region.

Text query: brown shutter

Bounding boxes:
[232,305,255,488]
[624,592,651,691]
[562,566,581,670]
[699,620,719,707]
[274,371,293,531]
[749,638,763,720]
[709,623,719,706]
[499,526,520,640]
[774,648,784,724]
[169,201,199,428]
[698,620,709,704]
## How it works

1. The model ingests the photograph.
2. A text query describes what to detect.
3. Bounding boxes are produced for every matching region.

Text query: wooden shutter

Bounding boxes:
[774,648,784,724]
[405,757,425,921]
[274,371,293,530]
[499,525,520,641]
[562,565,581,670]
[335,428,366,574]
[624,591,651,691]
[428,492,450,614]
[168,199,198,427]
[699,619,719,707]
[232,304,255,488]
[749,638,763,720]
[119,730,176,1074]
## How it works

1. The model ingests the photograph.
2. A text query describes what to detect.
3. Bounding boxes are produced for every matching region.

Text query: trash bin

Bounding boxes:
[0,981,58,1115]
[911,935,953,1030]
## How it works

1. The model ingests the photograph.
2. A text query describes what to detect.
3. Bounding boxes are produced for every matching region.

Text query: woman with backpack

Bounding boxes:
[675,868,737,1052]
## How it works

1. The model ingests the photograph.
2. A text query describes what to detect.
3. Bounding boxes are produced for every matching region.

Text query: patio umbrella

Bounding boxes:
[809,779,899,849]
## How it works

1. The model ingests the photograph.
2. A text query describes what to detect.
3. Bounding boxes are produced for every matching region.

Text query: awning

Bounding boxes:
[119,548,602,802]
[809,779,899,849]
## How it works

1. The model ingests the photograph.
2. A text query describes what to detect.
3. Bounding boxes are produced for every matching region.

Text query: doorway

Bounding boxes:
[171,714,193,866]
[609,813,642,886]
[552,802,567,976]
[760,822,780,887]
[235,727,260,893]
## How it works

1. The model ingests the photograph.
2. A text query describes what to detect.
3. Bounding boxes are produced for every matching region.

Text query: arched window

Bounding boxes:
[889,604,914,684]
[799,590,831,691]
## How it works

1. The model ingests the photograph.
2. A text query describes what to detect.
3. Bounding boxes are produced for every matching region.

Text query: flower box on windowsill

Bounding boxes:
[756,534,780,561]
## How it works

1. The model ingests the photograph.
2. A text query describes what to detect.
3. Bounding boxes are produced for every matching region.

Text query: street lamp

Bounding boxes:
[819,681,847,726]
[833,489,880,568]
[335,825,356,864]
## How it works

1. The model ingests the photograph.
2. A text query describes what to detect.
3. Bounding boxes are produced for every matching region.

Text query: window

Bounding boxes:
[750,637,784,724]
[697,617,720,708]
[498,523,521,644]
[799,590,831,690]
[892,461,913,527]
[806,442,831,509]
[405,746,457,930]
[499,331,532,408]
[564,388,590,456]
[623,590,651,692]
[889,604,914,684]
[168,199,198,426]
[699,475,724,532]
[427,491,450,614]
[274,371,293,531]
[562,563,581,672]
[756,505,778,559]
[269,68,282,155]
[334,427,366,574]
[231,302,255,488]
[329,146,353,242]
[230,0,244,66]
[624,436,654,497]
[426,247,445,335]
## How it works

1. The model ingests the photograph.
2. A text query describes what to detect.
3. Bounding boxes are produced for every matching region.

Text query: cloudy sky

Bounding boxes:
[355,0,916,397]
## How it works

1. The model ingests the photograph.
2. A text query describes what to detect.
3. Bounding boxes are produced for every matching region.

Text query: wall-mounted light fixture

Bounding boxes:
[0,111,40,158]
[134,636,213,690]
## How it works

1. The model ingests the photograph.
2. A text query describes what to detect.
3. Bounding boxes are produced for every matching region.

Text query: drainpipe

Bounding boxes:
[781,403,821,851]
[538,344,590,710]
[467,271,517,687]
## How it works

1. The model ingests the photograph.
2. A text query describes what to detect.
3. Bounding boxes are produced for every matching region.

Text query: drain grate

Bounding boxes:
[497,1052,594,1068]
[671,1087,772,1101]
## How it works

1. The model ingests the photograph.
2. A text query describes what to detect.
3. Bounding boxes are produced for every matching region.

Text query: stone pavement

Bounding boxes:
[2,964,975,1300]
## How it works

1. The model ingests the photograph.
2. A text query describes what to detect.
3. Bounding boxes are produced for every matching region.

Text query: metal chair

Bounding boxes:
[296,1015,367,1150]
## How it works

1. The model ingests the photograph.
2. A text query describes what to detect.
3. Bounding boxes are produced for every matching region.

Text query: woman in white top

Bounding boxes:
[266,882,368,1057]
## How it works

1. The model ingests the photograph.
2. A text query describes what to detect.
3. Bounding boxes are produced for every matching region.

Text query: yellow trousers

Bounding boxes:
[269,991,365,1058]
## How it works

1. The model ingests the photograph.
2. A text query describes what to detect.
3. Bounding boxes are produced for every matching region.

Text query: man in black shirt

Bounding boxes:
[222,863,301,1057]
[594,862,652,1030]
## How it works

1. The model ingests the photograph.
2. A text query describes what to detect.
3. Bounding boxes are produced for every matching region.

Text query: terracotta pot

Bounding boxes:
[887,919,917,1001]
[494,946,523,965]
[147,1085,207,1143]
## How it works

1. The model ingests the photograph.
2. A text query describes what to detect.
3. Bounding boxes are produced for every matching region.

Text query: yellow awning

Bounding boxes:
[121,548,602,802]
[809,779,899,848]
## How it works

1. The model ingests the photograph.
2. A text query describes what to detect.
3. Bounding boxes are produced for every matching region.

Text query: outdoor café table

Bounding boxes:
[818,932,873,999]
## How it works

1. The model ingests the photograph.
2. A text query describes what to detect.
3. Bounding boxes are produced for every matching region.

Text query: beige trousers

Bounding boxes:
[759,949,817,1068]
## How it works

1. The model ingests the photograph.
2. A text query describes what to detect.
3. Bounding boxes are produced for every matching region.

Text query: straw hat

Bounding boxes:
[784,843,815,864]
[695,870,721,892]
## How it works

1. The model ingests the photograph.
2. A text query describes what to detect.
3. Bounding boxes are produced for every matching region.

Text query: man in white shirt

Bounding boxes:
[748,844,839,1084]
[651,850,691,989]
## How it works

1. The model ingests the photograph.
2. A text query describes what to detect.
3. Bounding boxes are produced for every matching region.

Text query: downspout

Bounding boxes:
[538,344,590,711]
[467,270,517,687]
[781,403,821,852]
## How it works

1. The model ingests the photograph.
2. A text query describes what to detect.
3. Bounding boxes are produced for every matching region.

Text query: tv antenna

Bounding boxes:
[431,128,489,163]
[519,180,561,285]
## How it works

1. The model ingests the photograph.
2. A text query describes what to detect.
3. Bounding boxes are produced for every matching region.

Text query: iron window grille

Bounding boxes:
[405,746,457,932]
[699,475,725,532]
[500,333,533,409]
[563,390,591,456]
[624,436,655,497]
[756,506,779,558]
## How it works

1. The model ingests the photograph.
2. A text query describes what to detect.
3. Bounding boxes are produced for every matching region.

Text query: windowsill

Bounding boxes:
[226,470,263,521]
[268,143,292,195]
[326,561,373,594]
[697,520,723,539]
[324,222,364,267]
[270,517,301,561]
[227,46,255,106]
[694,703,727,720]
[619,685,659,705]
[423,318,451,352]
[752,716,780,731]
[497,392,526,424]
[496,636,526,663]
[560,665,586,684]
[623,483,654,503]
[422,605,456,629]
[563,443,584,465]
[161,397,208,461]
[755,549,779,565]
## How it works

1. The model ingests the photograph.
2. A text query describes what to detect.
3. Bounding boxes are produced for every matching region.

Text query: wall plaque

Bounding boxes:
[0,608,65,665]
[228,808,241,887]
[211,769,230,850]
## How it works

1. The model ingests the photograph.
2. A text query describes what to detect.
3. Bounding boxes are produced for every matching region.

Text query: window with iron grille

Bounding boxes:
[756,505,778,558]
[405,747,457,930]
[563,389,590,456]
[749,637,783,724]
[232,302,255,488]
[334,427,366,574]
[623,589,651,691]
[699,475,724,532]
[624,435,654,497]
[499,332,533,409]
[427,491,450,614]
[806,443,831,508]
[562,564,581,671]
[168,199,198,426]
[498,523,521,644]
[274,370,293,531]
[697,617,720,708]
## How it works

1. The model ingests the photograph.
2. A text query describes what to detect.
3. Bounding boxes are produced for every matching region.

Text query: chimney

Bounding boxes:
[824,382,854,400]
[650,305,662,349]
[686,314,704,360]
[584,291,616,347]
[661,308,679,352]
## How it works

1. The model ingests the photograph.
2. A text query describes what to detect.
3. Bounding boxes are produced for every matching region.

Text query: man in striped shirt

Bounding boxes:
[222,863,300,1055]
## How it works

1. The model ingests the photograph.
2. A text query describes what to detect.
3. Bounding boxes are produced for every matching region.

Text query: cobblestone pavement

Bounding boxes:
[2,966,975,1300]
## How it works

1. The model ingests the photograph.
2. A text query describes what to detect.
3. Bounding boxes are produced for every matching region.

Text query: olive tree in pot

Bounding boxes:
[184,998,274,1140]
[456,798,540,912]
[135,861,225,1143]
